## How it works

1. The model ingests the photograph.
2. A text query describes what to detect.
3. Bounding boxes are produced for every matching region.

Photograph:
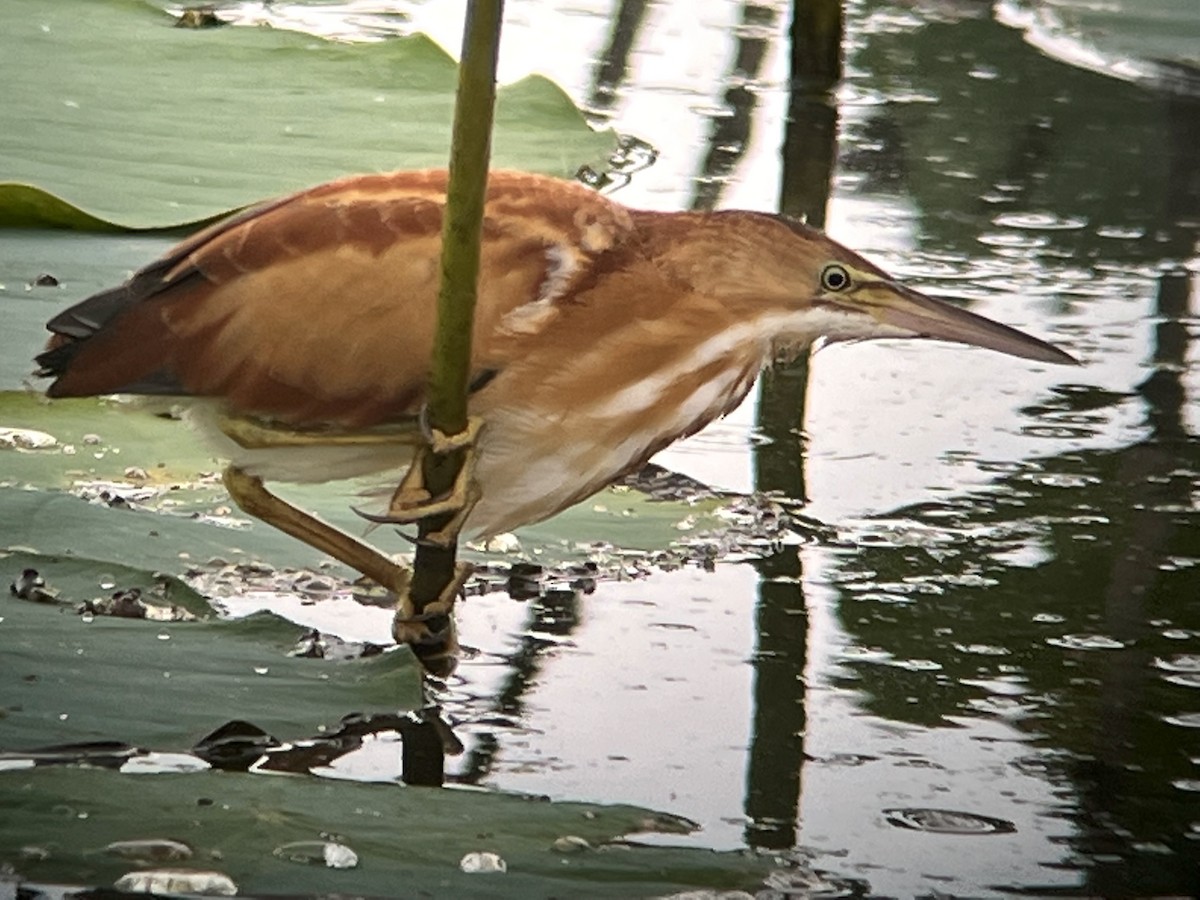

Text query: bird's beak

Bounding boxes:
[863,281,1079,365]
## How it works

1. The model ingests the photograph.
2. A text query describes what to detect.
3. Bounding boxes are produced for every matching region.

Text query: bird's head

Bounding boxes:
[645,210,1078,366]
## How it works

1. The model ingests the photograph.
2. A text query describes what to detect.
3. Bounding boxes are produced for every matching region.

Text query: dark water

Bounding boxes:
[420,2,1200,897]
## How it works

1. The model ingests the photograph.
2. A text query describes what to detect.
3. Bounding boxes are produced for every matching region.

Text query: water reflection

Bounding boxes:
[822,290,1197,892]
[7,3,1198,896]
[847,10,1199,266]
[690,2,781,211]
[819,8,1198,893]
[442,1,1199,896]
[45,1,1183,895]
[453,587,583,783]
[741,0,845,852]
[585,0,653,120]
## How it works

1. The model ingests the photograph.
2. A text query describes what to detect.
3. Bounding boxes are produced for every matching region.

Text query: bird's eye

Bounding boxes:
[820,263,851,293]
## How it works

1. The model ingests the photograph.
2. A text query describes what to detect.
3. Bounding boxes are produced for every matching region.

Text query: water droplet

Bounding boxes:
[551,835,590,854]
[1165,674,1200,689]
[460,851,507,874]
[157,632,171,641]
[1046,634,1126,651]
[254,666,269,676]
[273,839,358,869]
[838,646,893,664]
[114,870,236,896]
[992,211,1088,231]
[889,658,943,672]
[883,808,1016,834]
[954,643,1010,656]
[322,842,358,869]
[1155,655,1200,673]
[104,839,193,862]
[1159,556,1199,572]
[1096,225,1146,240]
[1032,613,1065,624]
[80,612,94,624]
[977,230,1049,249]
[98,574,116,590]
[1163,712,1200,729]
[824,753,877,767]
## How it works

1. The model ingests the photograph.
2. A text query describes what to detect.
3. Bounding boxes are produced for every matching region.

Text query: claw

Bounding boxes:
[393,562,472,678]
[425,418,482,455]
[354,416,483,547]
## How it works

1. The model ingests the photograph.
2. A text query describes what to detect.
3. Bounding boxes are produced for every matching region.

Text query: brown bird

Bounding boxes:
[37,169,1076,665]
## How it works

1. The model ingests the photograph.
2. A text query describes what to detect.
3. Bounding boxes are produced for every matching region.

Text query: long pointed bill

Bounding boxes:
[870,284,1079,365]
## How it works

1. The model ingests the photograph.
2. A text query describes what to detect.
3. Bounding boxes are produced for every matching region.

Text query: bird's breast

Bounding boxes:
[464,349,763,537]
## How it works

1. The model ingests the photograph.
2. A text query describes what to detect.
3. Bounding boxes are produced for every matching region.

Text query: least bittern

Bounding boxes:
[36,170,1077,670]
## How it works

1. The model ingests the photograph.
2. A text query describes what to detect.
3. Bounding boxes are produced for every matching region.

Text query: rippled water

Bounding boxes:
[427,2,1197,897]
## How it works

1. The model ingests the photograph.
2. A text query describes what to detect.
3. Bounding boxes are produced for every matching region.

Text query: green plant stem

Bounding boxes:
[409,0,504,615]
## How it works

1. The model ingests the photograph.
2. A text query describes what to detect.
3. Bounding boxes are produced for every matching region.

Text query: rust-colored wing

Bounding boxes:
[38,170,634,428]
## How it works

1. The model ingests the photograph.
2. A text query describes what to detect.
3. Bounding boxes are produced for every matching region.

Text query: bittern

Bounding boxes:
[37,169,1076,670]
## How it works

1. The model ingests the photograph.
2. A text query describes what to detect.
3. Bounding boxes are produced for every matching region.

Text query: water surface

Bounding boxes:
[414,1,1199,896]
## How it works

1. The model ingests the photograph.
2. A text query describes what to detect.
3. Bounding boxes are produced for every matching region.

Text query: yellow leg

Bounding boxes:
[223,466,410,594]
[223,464,468,678]
[222,418,483,680]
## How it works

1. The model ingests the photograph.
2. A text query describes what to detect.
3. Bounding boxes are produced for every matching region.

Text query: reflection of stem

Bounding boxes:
[741,250,812,851]
[753,362,809,500]
[1145,269,1189,441]
[789,0,842,89]
[741,0,845,851]
[779,96,838,229]
[452,589,582,785]
[690,3,780,211]
[1164,93,1200,230]
[780,0,841,229]
[586,0,651,119]
[1094,265,1191,745]
[745,550,807,849]
[1079,265,1193,896]
[1082,103,1198,841]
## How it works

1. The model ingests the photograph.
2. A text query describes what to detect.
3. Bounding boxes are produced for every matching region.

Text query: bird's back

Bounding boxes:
[37,169,637,430]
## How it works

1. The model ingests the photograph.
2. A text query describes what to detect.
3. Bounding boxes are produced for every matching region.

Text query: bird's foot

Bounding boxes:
[392,562,472,678]
[423,415,483,456]
[355,417,483,548]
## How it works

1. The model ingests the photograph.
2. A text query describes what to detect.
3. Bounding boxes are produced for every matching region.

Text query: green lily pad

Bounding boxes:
[0,230,194,394]
[0,184,129,232]
[2,585,420,751]
[0,766,774,897]
[2,534,770,899]
[0,0,615,230]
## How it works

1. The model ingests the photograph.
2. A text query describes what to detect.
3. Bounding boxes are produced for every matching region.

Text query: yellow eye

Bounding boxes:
[820,263,851,292]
